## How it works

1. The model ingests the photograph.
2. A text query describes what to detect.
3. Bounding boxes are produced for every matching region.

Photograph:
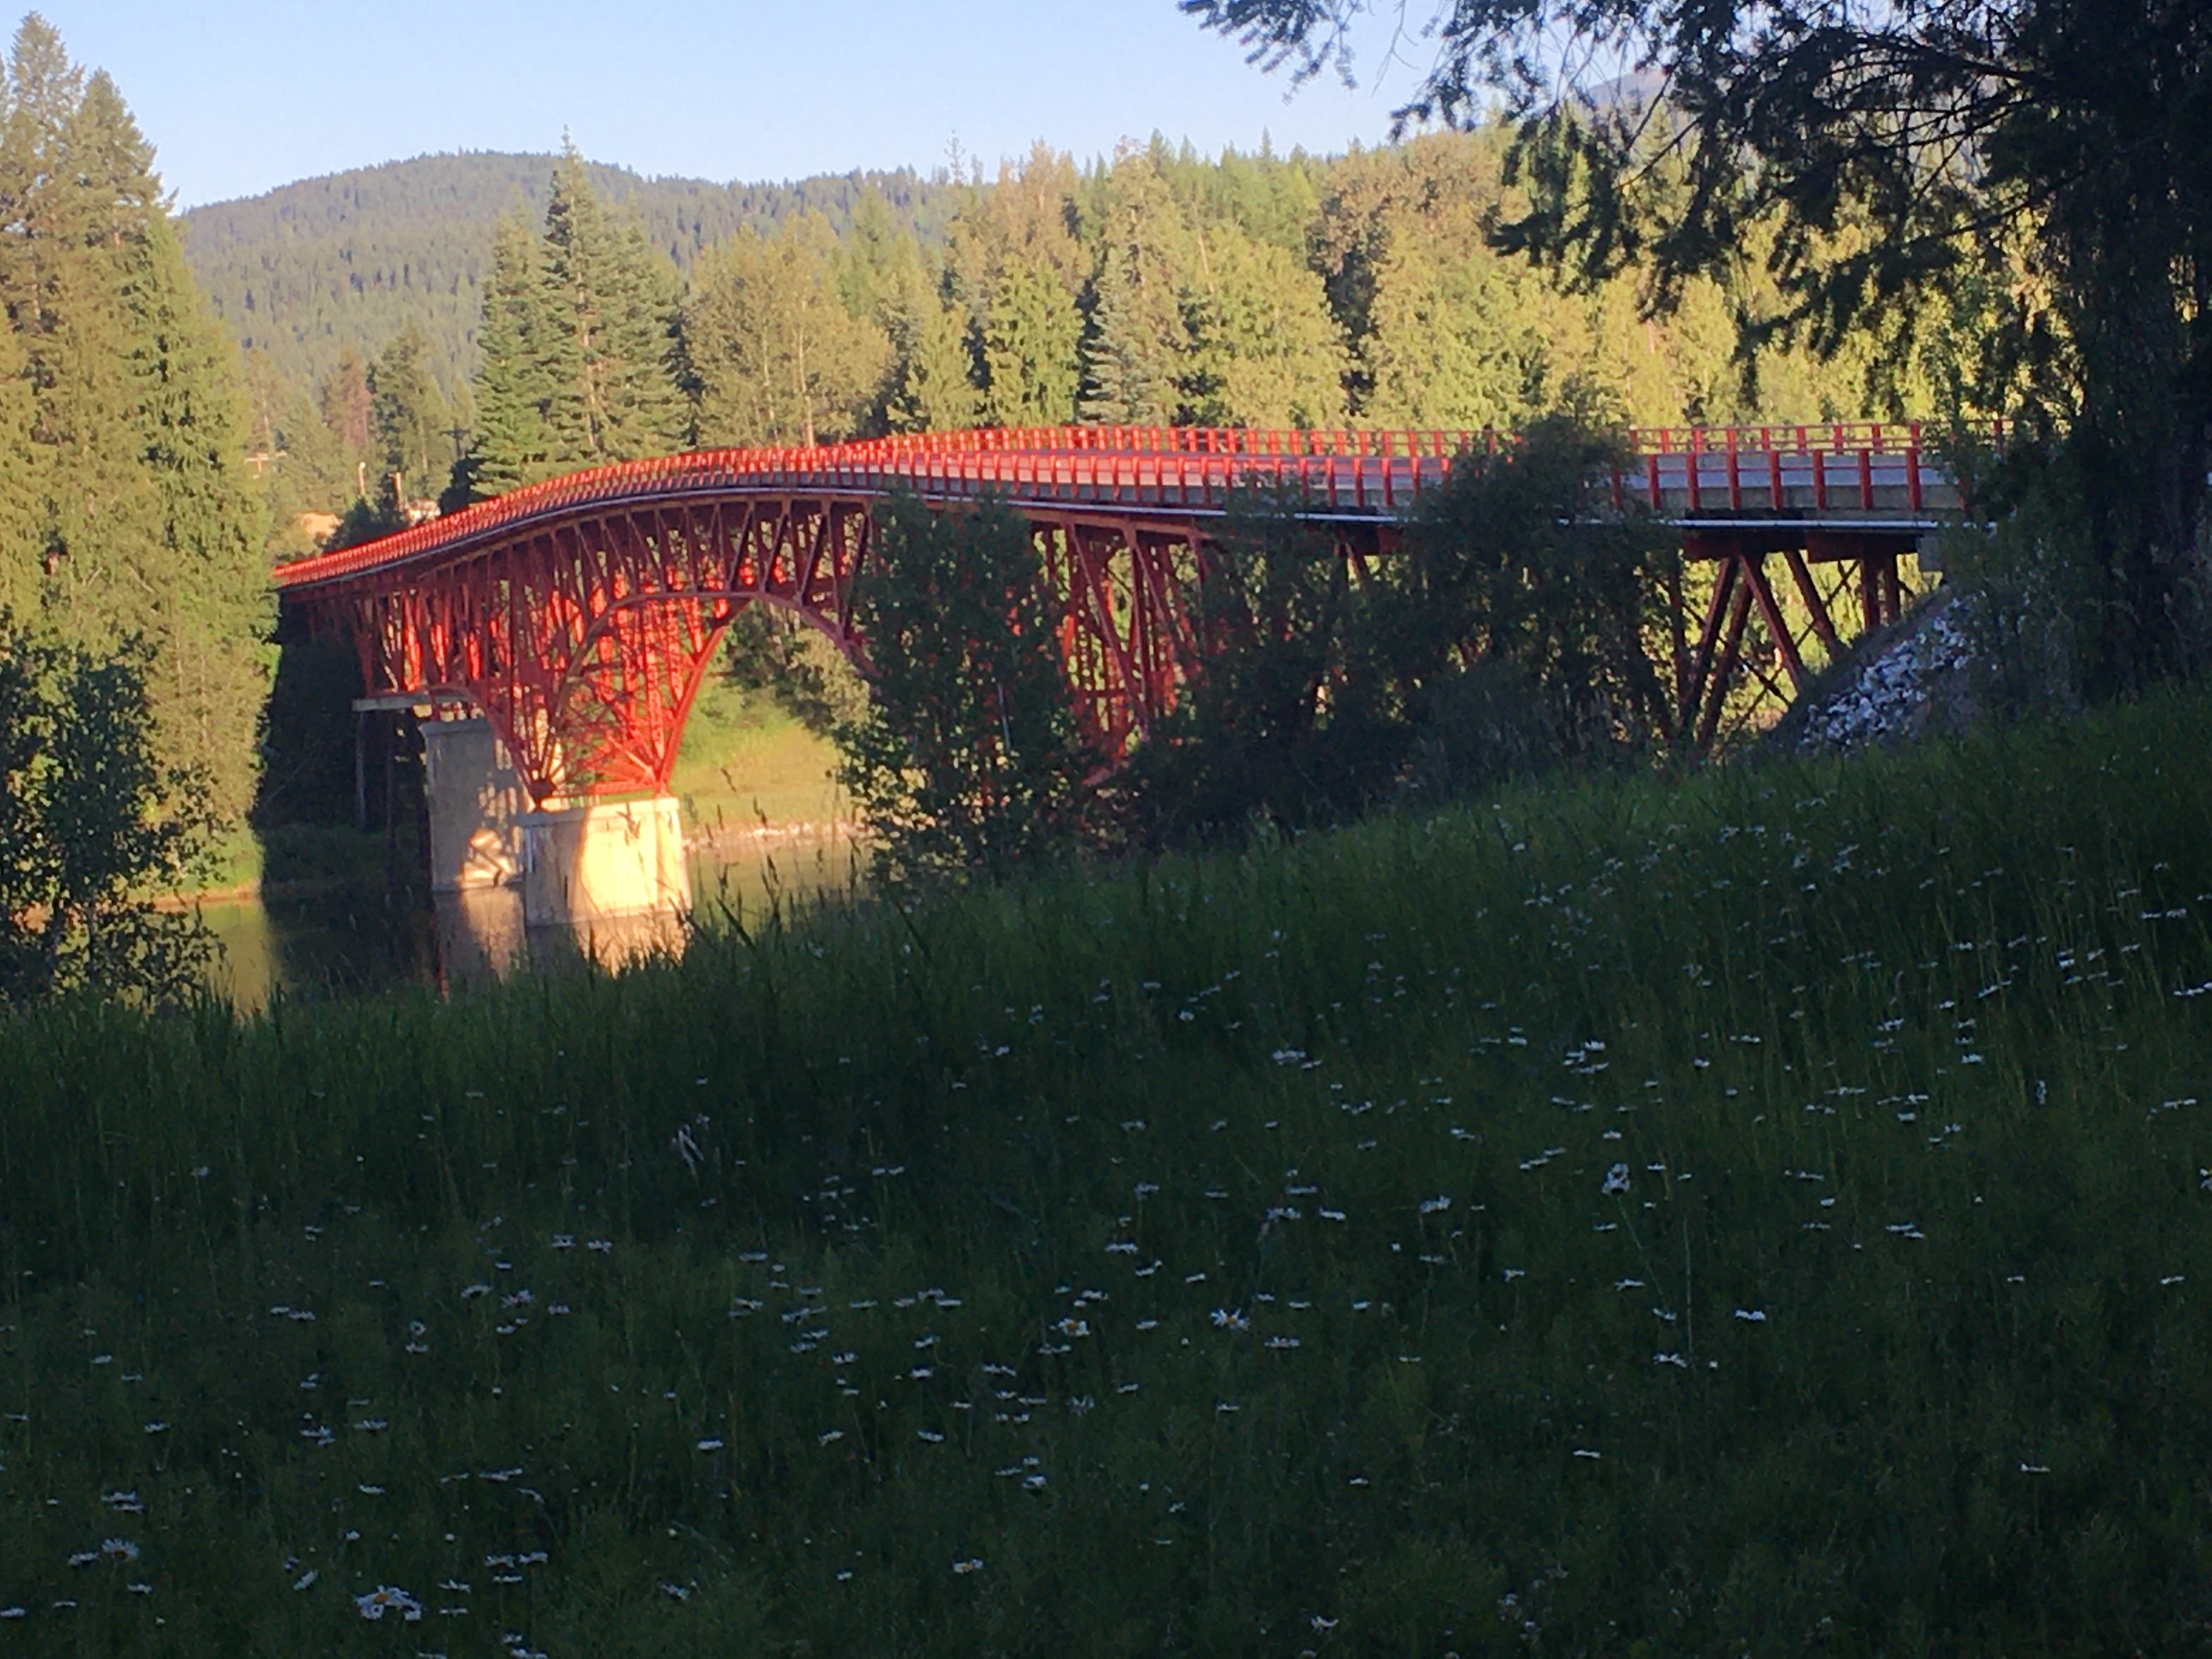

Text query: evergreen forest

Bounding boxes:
[0,7,1999,895]
[0,16,267,827]
[243,131,1987,555]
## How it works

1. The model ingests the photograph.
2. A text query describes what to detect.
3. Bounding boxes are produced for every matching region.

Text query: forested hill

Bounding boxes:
[179,151,960,423]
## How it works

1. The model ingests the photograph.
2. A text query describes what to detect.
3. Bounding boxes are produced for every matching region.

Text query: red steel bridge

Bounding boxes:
[274,423,1968,804]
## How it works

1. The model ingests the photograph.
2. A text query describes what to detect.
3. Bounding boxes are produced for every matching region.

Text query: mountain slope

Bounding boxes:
[180,151,960,419]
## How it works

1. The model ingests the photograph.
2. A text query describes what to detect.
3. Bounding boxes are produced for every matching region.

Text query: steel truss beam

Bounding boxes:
[287,441,1940,803]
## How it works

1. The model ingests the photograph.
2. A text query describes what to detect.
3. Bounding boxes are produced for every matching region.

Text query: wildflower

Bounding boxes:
[661,1582,691,1601]
[1602,1163,1631,1196]
[101,1539,138,1561]
[1418,1195,1451,1215]
[293,1570,318,1591]
[1734,1308,1768,1323]
[820,1430,844,1446]
[1209,1308,1249,1332]
[354,1585,424,1622]
[952,1558,984,1575]
[697,1437,725,1452]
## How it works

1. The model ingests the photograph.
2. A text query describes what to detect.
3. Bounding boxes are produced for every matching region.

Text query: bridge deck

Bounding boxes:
[273,422,1968,594]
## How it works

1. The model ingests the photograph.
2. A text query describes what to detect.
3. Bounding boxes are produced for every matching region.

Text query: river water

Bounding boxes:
[196,829,862,1009]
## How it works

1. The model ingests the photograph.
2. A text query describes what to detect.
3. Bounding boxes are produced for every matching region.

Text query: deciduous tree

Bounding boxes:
[1187,0,2212,690]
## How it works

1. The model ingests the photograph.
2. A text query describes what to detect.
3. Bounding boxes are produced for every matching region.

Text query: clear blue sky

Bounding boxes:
[37,1,1427,208]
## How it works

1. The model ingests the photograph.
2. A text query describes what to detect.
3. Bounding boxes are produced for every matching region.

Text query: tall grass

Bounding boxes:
[4,694,2212,1654]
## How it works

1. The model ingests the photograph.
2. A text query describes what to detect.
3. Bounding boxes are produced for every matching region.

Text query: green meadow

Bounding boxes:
[4,695,2212,1655]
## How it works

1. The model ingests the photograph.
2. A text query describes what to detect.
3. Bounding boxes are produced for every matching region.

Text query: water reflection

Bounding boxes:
[198,829,861,1010]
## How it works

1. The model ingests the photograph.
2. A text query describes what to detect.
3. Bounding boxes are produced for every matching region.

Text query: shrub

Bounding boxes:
[0,615,217,1003]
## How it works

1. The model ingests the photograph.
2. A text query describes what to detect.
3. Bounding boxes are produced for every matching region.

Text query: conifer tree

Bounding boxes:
[686,212,890,448]
[539,144,685,464]
[469,211,558,495]
[369,319,452,505]
[1079,154,1195,425]
[884,262,981,433]
[467,151,686,494]
[318,346,374,493]
[983,259,1080,427]
[1183,223,1347,428]
[0,24,269,824]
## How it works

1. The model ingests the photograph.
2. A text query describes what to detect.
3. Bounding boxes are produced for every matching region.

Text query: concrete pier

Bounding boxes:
[518,795,692,928]
[420,716,526,891]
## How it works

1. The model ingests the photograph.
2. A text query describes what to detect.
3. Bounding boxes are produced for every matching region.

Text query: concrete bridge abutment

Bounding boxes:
[407,706,692,951]
[517,796,692,929]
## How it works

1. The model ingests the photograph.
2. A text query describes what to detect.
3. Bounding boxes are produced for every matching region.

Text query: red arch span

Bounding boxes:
[275,423,1966,802]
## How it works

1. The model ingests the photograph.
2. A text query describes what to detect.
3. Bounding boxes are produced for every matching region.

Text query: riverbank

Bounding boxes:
[3,692,2210,1651]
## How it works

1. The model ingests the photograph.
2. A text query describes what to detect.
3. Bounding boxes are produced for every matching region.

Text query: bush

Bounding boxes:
[1123,415,1679,847]
[0,615,218,1003]
[837,490,1109,887]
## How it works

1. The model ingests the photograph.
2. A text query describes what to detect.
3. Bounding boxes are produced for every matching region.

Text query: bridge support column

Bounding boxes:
[420,715,526,890]
[518,796,692,928]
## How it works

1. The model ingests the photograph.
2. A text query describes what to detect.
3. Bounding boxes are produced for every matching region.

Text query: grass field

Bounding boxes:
[666,675,847,840]
[4,693,2212,1654]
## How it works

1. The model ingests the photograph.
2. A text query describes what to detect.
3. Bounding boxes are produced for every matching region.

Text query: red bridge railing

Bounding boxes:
[275,421,1991,594]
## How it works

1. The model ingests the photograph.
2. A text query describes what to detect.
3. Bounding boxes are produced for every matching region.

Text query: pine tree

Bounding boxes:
[540,143,685,464]
[1079,153,1195,426]
[119,211,272,822]
[369,319,452,506]
[686,212,890,448]
[983,258,1080,427]
[318,346,373,493]
[1182,223,1347,428]
[469,211,559,495]
[1358,225,1559,430]
[0,30,270,825]
[884,261,981,433]
[468,152,686,493]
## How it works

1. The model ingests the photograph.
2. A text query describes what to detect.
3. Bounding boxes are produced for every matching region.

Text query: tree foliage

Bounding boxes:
[686,212,890,449]
[1125,417,1676,844]
[1186,0,2212,691]
[0,18,269,825]
[836,493,1107,886]
[0,614,216,1004]
[465,146,686,495]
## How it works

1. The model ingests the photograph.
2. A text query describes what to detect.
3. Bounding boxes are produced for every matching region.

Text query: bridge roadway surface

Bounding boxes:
[275,423,1966,803]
